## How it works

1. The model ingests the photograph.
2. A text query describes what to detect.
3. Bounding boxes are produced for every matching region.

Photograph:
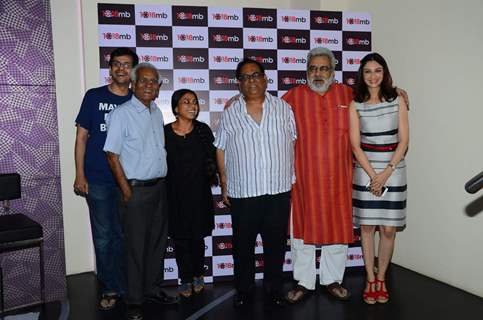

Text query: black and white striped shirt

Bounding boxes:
[214,93,297,198]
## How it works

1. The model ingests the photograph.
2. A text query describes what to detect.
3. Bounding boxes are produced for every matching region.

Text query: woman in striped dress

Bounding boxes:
[349,53,409,304]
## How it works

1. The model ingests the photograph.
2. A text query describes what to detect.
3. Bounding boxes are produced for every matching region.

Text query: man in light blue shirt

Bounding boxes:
[104,62,177,320]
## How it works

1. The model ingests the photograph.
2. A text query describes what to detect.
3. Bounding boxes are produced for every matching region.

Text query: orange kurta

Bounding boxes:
[283,84,354,245]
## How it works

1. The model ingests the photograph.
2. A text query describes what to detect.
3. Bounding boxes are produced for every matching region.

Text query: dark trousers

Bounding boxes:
[173,237,205,284]
[119,179,168,305]
[230,191,291,295]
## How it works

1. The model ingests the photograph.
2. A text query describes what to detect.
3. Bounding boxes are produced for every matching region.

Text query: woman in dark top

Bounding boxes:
[165,89,217,298]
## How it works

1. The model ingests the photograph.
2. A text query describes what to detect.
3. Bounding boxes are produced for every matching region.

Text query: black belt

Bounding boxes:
[128,177,164,187]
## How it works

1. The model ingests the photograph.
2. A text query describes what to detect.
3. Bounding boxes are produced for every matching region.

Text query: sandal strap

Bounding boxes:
[376,279,387,291]
[180,283,192,290]
[376,279,389,299]
[363,280,378,303]
[363,280,377,296]
[326,282,351,300]
[294,284,309,293]
[99,293,119,310]
[286,285,310,303]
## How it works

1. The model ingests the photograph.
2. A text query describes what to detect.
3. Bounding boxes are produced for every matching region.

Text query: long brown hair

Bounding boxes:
[354,53,397,103]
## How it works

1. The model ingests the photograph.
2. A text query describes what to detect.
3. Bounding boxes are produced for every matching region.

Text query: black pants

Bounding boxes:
[173,237,205,284]
[119,179,168,305]
[230,191,291,295]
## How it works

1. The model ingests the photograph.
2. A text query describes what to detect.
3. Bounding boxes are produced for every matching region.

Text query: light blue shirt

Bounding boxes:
[103,95,167,180]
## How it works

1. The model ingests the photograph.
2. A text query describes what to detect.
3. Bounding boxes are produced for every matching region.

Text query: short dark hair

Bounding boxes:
[171,89,198,116]
[108,47,139,67]
[354,52,397,103]
[235,58,265,80]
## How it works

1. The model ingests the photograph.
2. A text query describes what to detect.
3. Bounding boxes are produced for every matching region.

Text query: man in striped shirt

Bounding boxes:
[215,58,297,308]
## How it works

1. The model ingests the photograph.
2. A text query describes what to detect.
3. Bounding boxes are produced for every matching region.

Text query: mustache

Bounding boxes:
[308,74,334,93]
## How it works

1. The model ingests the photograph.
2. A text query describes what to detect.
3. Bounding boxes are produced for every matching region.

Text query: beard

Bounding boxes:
[307,74,335,93]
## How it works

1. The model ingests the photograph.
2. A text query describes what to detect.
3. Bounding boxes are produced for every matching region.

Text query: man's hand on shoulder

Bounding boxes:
[396,87,409,109]
[224,94,240,110]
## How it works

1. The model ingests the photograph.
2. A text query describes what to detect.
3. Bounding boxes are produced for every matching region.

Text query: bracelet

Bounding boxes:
[387,163,396,171]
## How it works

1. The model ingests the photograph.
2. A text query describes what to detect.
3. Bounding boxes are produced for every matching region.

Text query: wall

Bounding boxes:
[0,0,66,309]
[53,0,300,275]
[51,0,93,275]
[324,0,483,297]
[53,0,483,298]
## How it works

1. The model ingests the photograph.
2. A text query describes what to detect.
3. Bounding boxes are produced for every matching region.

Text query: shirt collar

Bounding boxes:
[131,95,156,113]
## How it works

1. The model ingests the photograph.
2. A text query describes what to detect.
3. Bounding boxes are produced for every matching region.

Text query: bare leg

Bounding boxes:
[361,225,376,281]
[376,226,396,280]
[376,225,396,301]
[360,225,377,303]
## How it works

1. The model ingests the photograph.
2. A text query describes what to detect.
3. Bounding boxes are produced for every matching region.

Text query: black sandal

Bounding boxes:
[286,285,311,304]
[99,293,120,311]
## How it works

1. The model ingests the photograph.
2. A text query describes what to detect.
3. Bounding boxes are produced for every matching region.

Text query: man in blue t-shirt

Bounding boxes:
[74,47,138,311]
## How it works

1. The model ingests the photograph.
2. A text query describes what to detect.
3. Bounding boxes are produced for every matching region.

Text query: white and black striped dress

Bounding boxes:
[352,97,407,227]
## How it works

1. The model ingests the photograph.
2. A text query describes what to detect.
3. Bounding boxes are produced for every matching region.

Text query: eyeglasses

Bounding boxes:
[308,65,332,73]
[238,72,265,82]
[111,61,132,69]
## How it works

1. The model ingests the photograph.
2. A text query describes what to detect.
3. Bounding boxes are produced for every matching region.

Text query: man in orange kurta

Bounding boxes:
[283,47,354,302]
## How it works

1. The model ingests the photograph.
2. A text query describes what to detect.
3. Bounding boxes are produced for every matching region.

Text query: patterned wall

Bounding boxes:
[98,3,370,283]
[0,0,66,310]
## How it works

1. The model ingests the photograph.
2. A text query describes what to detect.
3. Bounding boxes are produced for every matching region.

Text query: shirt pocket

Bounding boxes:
[124,125,144,154]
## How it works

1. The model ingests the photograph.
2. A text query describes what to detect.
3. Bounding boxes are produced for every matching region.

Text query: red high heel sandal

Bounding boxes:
[363,280,377,305]
[376,279,389,303]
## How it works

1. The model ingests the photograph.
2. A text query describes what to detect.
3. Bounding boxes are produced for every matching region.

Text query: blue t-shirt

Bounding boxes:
[75,85,132,185]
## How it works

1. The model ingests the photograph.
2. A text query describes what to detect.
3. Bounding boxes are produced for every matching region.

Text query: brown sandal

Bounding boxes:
[193,277,205,293]
[326,282,351,301]
[286,285,311,304]
[179,283,193,298]
[98,293,119,311]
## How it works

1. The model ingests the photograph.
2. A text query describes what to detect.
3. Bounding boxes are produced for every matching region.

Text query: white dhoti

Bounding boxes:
[290,215,348,290]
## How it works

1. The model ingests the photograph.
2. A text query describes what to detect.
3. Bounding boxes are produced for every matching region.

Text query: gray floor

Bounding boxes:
[66,265,483,320]
[4,264,483,320]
